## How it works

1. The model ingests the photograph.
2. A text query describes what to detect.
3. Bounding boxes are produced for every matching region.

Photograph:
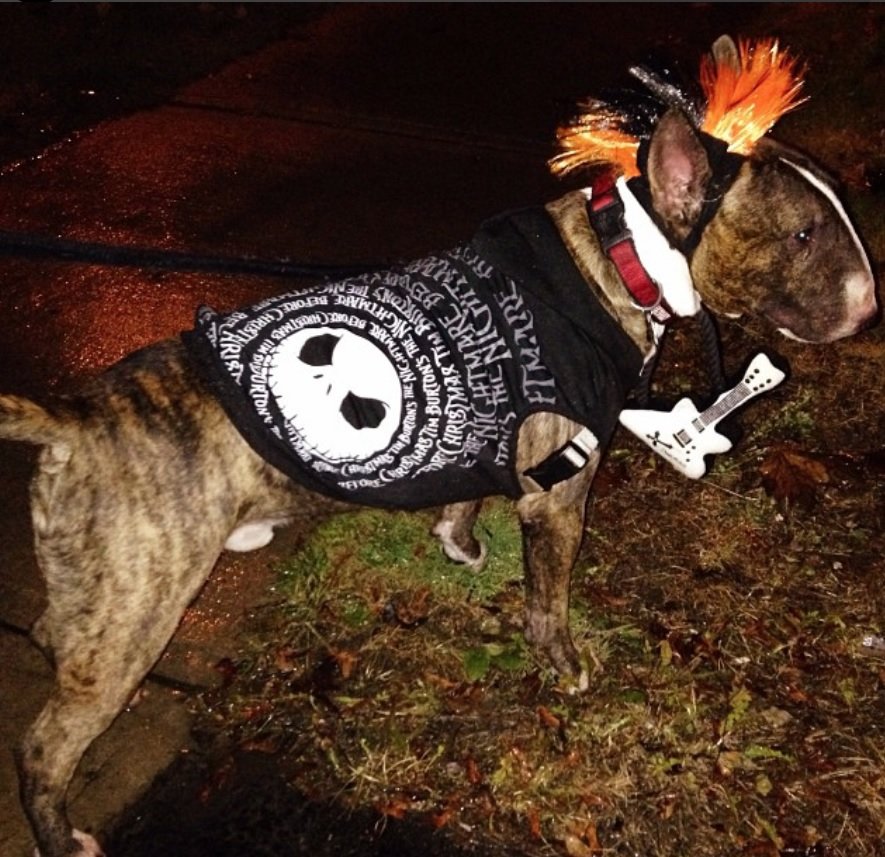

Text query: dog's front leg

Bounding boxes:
[517,465,596,689]
[515,413,599,688]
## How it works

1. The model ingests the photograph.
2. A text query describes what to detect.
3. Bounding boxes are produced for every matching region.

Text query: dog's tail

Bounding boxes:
[0,394,77,445]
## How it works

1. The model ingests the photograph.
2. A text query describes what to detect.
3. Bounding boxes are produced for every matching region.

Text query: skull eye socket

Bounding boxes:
[270,325,403,462]
[298,333,340,366]
[340,392,387,429]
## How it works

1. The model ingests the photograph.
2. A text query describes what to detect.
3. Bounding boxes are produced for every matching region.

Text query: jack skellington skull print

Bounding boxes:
[185,242,561,508]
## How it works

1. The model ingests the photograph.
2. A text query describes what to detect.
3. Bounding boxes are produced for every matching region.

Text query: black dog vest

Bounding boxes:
[182,207,643,509]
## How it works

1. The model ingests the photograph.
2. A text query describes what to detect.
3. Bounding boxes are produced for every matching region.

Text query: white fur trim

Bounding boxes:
[587,179,701,317]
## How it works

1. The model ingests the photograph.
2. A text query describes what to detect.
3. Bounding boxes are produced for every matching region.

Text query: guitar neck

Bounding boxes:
[698,383,753,427]
[696,354,784,429]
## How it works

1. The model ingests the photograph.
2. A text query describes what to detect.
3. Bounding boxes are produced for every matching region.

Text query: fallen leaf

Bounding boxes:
[657,793,677,819]
[465,755,483,785]
[240,701,273,723]
[430,806,453,829]
[430,795,460,829]
[759,444,829,509]
[273,645,301,673]
[563,829,604,857]
[527,806,542,840]
[382,587,432,628]
[424,671,459,691]
[239,736,281,754]
[329,647,359,680]
[583,821,603,854]
[741,841,778,856]
[376,794,412,819]
[538,705,562,730]
[198,757,234,805]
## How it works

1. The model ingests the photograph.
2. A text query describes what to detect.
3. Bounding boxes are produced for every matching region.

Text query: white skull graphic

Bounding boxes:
[268,326,402,462]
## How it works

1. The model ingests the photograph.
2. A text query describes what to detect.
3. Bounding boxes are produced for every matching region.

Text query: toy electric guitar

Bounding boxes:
[618,352,786,479]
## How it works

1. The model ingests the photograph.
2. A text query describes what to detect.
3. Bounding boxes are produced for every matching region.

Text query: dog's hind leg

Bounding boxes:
[18,548,218,857]
[432,500,486,570]
[18,440,230,856]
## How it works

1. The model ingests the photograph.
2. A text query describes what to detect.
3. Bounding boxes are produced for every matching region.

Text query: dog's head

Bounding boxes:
[553,36,878,343]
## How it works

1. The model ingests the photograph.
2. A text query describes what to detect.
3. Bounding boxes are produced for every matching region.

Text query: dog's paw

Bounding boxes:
[460,541,488,572]
[432,519,487,571]
[524,612,587,689]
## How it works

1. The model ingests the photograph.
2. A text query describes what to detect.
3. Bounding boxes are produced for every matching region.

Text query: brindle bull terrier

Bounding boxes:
[0,36,878,856]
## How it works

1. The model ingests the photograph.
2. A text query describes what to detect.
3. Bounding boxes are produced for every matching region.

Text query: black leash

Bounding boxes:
[0,228,382,280]
[697,305,726,395]
[1,225,730,411]
[632,306,726,408]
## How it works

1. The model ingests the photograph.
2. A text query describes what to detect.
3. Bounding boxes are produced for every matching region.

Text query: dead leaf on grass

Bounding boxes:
[382,586,432,628]
[527,805,542,840]
[741,841,779,857]
[198,757,235,805]
[239,735,281,754]
[537,705,562,730]
[375,794,412,819]
[465,755,483,785]
[329,646,359,679]
[563,820,603,856]
[273,645,302,673]
[759,444,830,509]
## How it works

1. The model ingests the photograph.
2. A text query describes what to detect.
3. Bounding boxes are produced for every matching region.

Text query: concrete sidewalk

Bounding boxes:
[0,5,803,853]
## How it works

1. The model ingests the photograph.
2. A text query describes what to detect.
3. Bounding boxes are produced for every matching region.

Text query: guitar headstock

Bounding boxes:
[741,352,787,392]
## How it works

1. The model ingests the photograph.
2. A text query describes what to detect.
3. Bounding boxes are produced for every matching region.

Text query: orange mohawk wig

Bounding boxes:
[549,101,642,179]
[700,38,807,153]
[550,36,808,178]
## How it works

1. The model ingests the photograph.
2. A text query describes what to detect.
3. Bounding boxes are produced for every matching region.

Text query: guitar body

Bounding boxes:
[618,352,786,479]
[619,396,733,478]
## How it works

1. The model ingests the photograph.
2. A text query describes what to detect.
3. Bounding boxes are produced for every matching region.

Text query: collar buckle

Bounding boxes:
[590,194,632,252]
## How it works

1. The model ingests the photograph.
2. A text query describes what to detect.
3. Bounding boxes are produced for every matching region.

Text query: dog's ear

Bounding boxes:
[710,34,740,74]
[646,108,713,243]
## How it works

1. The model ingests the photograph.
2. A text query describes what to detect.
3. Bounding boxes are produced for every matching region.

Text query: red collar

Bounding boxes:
[588,172,672,324]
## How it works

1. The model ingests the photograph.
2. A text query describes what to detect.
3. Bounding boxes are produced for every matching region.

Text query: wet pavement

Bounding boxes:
[0,4,861,855]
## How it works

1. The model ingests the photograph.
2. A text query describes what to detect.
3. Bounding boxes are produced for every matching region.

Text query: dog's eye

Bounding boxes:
[792,225,815,246]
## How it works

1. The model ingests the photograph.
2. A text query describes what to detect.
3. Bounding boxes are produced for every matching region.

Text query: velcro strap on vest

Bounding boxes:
[523,427,599,491]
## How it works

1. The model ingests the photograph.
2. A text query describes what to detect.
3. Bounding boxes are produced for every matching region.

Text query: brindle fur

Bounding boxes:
[0,96,877,856]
